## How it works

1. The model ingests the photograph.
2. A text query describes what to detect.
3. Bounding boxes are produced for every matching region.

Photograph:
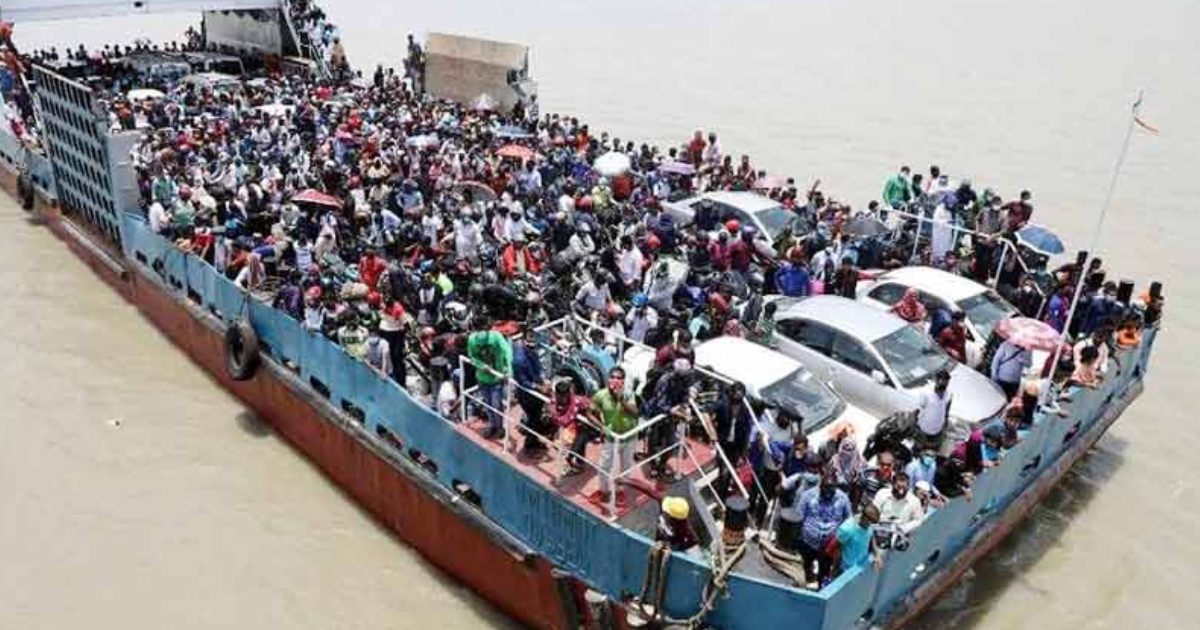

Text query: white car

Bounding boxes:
[769,296,1008,426]
[661,191,798,254]
[857,266,1018,367]
[622,337,879,448]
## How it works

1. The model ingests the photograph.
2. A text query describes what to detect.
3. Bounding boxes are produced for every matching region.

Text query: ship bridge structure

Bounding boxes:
[0,0,280,23]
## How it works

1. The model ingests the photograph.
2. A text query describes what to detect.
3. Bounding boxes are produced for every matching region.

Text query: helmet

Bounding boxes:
[746,272,764,289]
[443,301,472,329]
[724,219,740,233]
[305,286,323,301]
[604,303,624,319]
[419,326,436,340]
[741,225,757,240]
[366,291,382,307]
[632,293,649,308]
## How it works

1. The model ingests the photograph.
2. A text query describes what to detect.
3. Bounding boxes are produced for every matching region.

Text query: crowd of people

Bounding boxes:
[3,7,1164,591]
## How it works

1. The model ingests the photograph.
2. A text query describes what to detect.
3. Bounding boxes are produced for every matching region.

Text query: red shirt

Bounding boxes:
[938,325,967,363]
[358,254,387,290]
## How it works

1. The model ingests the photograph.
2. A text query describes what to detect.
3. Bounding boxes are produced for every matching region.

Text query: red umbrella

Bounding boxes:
[292,189,343,208]
[496,144,538,161]
[996,317,1062,352]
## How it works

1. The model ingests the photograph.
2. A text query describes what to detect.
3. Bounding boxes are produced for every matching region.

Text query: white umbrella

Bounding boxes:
[594,151,631,177]
[127,88,165,103]
[470,93,499,111]
[254,103,294,118]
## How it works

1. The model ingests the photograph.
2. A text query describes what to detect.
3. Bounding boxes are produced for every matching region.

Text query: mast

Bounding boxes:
[1046,90,1145,375]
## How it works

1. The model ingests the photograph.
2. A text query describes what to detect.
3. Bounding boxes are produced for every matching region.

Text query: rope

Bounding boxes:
[757,538,808,588]
[659,540,748,629]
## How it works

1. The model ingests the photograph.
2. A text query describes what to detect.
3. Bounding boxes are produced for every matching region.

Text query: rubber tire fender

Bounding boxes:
[225,318,261,381]
[17,172,35,211]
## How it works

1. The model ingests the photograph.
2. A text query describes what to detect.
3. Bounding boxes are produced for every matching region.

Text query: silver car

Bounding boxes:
[857,266,1018,368]
[661,191,799,253]
[768,295,1007,425]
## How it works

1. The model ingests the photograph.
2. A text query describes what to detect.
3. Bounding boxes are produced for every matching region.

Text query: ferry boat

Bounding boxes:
[0,2,1159,629]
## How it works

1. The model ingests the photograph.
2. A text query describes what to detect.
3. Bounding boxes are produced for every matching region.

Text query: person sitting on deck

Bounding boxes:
[656,497,699,552]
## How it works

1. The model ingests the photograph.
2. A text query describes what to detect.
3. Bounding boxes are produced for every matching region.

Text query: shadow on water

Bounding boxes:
[907,433,1129,630]
[236,409,273,438]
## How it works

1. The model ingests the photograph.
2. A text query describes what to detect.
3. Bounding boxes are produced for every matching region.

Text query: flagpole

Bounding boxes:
[1046,90,1144,376]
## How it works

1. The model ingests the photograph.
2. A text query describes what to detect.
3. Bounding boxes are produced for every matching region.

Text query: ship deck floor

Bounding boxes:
[454,413,717,521]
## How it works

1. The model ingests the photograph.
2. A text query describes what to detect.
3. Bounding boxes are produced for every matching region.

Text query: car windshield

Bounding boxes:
[753,206,796,240]
[758,367,844,433]
[957,291,1016,341]
[872,325,953,388]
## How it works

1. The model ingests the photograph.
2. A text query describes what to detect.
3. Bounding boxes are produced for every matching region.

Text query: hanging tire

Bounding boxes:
[225,319,261,381]
[16,172,34,211]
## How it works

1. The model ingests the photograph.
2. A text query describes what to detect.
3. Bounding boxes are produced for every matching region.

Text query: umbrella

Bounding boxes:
[753,173,788,190]
[405,133,439,149]
[842,215,889,238]
[1015,225,1065,256]
[495,125,533,139]
[496,144,538,161]
[292,189,343,208]
[594,151,632,177]
[452,180,497,202]
[471,93,500,111]
[658,160,696,176]
[254,103,294,118]
[996,317,1062,352]
[127,88,164,103]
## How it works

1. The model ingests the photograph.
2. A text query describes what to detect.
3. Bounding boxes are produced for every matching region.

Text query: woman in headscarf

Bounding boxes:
[829,435,867,505]
[890,288,927,324]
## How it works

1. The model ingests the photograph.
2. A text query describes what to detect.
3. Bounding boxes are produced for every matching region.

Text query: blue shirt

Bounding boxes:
[836,517,873,572]
[797,487,852,550]
[904,457,937,488]
[512,342,544,390]
[775,263,811,297]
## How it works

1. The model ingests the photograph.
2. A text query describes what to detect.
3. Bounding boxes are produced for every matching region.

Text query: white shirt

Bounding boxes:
[625,307,659,343]
[873,488,925,533]
[454,220,483,260]
[437,381,458,418]
[617,247,645,285]
[148,202,170,234]
[915,389,951,436]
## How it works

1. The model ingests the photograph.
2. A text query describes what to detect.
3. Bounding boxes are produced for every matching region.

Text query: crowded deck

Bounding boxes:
[0,5,1165,596]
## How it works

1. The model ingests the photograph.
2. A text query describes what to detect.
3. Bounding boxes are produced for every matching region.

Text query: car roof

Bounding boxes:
[689,191,781,214]
[777,295,905,342]
[694,337,801,390]
[877,266,988,303]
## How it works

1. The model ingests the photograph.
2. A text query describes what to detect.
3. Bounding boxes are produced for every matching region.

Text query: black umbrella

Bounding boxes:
[843,215,889,238]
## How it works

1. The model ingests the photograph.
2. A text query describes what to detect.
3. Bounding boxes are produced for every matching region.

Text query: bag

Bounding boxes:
[809,279,825,295]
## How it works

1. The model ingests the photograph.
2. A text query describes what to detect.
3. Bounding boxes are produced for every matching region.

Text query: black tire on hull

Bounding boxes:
[225,319,261,381]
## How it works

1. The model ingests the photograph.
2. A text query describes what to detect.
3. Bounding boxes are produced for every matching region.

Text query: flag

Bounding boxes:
[1134,116,1159,135]
[1132,91,1158,135]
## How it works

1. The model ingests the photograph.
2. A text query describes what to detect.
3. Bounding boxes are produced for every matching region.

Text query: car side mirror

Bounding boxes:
[871,369,888,385]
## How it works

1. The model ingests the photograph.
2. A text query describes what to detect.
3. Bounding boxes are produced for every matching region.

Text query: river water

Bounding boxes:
[3,0,1198,628]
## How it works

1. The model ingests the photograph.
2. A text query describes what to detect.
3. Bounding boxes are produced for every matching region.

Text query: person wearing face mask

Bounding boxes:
[589,367,640,510]
[904,447,939,491]
[795,470,852,587]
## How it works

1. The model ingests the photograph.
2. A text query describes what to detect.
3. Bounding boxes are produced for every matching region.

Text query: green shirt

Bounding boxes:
[592,389,639,436]
[467,330,512,386]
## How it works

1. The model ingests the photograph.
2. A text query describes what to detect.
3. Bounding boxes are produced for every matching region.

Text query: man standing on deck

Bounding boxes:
[512,329,550,456]
[468,315,513,440]
[796,470,853,587]
[712,382,754,501]
[590,367,640,510]
[882,165,912,211]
